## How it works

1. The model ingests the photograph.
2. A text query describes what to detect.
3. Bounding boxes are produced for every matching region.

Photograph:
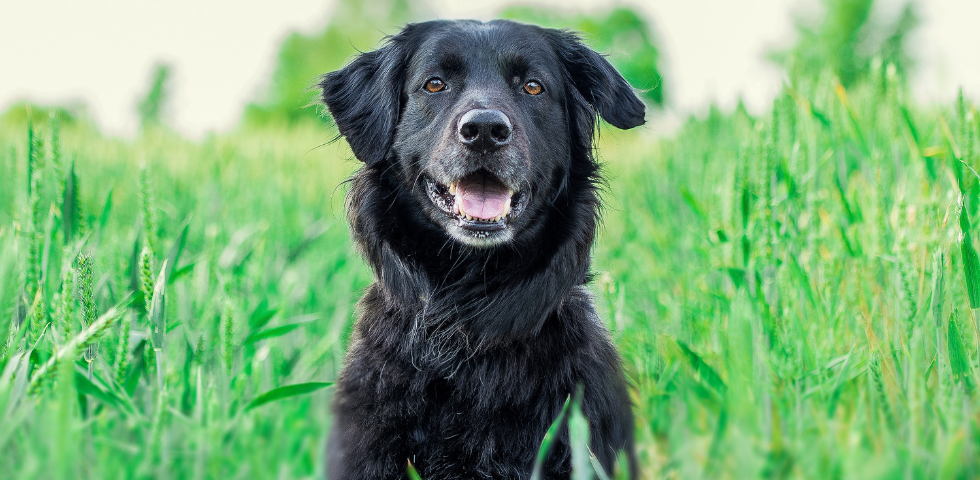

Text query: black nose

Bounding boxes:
[458,109,511,151]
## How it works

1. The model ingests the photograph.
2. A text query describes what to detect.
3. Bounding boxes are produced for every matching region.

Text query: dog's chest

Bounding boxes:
[398,341,577,477]
[332,285,614,477]
[344,309,586,473]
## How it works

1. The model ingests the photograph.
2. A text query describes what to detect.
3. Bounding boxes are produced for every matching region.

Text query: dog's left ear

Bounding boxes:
[319,27,422,166]
[549,31,646,130]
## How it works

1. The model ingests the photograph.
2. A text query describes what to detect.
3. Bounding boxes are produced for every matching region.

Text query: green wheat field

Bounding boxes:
[3,6,980,480]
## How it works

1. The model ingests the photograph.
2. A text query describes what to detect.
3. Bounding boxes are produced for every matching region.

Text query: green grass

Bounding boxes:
[1,72,980,479]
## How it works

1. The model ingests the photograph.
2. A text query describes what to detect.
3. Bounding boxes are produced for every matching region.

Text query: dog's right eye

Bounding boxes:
[423,78,446,93]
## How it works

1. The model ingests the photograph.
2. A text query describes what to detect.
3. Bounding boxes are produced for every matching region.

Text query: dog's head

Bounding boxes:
[321,20,645,248]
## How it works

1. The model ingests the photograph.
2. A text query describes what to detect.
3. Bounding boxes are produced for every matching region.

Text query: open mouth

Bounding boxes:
[425,170,528,233]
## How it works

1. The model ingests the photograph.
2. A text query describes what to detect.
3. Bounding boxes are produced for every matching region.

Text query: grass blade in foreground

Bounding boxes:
[569,390,597,480]
[407,459,424,480]
[243,317,316,345]
[530,395,571,480]
[244,382,333,411]
[958,199,980,355]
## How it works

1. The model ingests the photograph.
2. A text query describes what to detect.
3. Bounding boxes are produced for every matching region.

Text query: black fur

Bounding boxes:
[320,20,645,480]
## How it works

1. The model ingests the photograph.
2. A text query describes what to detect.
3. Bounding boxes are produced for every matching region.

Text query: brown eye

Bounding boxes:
[424,78,446,93]
[523,80,543,95]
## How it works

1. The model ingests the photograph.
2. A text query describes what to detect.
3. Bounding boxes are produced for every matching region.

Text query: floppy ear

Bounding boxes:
[550,31,646,130]
[319,33,409,166]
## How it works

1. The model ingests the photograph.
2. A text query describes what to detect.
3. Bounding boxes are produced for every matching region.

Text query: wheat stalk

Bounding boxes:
[28,304,126,395]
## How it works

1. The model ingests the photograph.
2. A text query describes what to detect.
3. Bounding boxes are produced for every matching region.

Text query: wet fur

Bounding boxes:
[321,20,645,479]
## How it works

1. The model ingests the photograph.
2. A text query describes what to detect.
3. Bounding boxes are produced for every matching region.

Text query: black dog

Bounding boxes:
[320,19,645,479]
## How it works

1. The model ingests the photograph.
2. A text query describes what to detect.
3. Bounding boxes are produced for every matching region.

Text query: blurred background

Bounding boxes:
[4,1,980,478]
[1,0,978,138]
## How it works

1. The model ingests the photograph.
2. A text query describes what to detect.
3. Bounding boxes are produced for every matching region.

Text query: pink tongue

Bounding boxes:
[456,181,510,220]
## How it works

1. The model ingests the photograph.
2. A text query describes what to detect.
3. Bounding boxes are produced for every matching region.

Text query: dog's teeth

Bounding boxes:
[502,201,511,216]
[448,183,457,195]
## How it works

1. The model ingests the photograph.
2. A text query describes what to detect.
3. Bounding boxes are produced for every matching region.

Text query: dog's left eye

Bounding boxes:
[423,78,446,93]
[523,81,544,95]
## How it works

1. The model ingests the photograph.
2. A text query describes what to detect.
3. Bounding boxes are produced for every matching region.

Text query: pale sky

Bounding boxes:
[1,0,977,138]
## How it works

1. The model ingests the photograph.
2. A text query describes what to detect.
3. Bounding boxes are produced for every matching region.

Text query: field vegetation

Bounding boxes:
[2,0,980,478]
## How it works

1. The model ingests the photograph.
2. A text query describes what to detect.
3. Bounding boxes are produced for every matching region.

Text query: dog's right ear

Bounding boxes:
[319,28,417,166]
[546,30,646,130]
